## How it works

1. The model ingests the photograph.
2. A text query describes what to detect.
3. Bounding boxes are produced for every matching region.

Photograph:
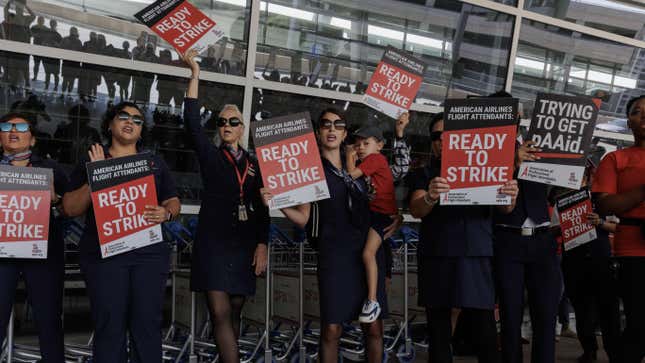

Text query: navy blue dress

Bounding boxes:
[315,158,388,324]
[410,162,496,310]
[69,147,178,363]
[0,155,69,363]
[183,98,270,295]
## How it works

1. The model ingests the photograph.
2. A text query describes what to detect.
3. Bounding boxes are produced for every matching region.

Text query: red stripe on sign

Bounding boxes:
[535,153,584,159]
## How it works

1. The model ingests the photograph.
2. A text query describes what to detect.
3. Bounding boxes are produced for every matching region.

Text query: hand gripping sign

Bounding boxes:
[440,98,519,205]
[0,166,52,259]
[518,93,600,189]
[556,188,597,251]
[135,0,224,55]
[363,46,428,120]
[251,112,330,210]
[87,153,163,258]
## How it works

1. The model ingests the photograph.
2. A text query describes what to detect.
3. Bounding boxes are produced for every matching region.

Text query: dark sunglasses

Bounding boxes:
[0,122,30,133]
[430,131,443,141]
[320,119,347,130]
[116,111,144,126]
[217,117,242,128]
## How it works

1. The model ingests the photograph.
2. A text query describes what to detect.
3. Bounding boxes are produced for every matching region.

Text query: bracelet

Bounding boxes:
[423,192,437,206]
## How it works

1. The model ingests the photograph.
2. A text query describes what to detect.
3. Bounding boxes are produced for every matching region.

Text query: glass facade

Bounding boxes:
[0,0,640,204]
[255,0,513,105]
[524,0,645,41]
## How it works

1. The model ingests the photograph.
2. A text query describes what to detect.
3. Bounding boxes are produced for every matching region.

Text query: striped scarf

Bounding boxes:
[0,150,32,165]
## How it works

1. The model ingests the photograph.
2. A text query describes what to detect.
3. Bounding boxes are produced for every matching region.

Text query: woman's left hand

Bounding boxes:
[144,205,168,224]
[383,214,403,239]
[499,180,519,202]
[587,213,601,226]
[253,244,268,276]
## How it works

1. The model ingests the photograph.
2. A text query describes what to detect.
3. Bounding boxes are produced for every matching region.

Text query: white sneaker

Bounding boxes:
[358,300,381,323]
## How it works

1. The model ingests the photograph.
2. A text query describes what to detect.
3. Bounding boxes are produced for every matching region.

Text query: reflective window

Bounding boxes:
[511,18,644,139]
[524,0,645,40]
[0,0,251,76]
[0,50,244,203]
[255,0,514,105]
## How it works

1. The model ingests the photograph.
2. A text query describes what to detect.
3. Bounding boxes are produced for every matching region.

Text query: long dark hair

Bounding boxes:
[101,102,148,146]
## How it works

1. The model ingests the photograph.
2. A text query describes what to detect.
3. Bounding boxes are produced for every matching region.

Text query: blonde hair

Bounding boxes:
[219,104,243,125]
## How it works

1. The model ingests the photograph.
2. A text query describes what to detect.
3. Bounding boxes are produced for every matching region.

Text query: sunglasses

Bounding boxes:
[217,117,242,128]
[320,119,347,130]
[0,122,30,133]
[116,111,144,126]
[430,131,443,141]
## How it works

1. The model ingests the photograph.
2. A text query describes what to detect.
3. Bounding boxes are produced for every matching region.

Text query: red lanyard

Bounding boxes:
[222,149,250,200]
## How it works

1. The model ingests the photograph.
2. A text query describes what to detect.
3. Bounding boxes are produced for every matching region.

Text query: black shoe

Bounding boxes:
[577,352,597,363]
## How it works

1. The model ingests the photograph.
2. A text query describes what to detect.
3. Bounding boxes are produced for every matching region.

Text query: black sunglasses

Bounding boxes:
[116,111,144,126]
[217,117,242,128]
[430,131,443,141]
[320,119,347,130]
[0,122,30,133]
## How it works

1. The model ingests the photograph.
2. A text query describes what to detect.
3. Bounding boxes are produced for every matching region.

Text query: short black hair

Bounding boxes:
[317,107,346,129]
[101,102,147,143]
[429,112,444,134]
[488,90,513,98]
[625,95,645,118]
[0,112,34,126]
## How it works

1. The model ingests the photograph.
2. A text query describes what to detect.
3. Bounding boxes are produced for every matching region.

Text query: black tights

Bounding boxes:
[319,321,383,363]
[206,291,246,363]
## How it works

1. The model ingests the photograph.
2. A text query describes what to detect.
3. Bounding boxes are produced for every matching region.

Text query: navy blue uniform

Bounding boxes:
[410,162,499,363]
[494,179,561,363]
[69,147,178,363]
[183,98,270,295]
[0,155,68,363]
[315,158,388,324]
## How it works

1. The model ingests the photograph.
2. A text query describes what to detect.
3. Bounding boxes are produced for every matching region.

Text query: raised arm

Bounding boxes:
[181,49,216,160]
[63,144,104,217]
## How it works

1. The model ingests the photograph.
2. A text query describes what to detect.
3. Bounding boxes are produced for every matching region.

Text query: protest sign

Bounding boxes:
[556,189,597,251]
[364,46,427,119]
[251,112,330,210]
[440,98,518,205]
[518,93,599,188]
[0,166,52,259]
[135,0,224,55]
[87,153,163,258]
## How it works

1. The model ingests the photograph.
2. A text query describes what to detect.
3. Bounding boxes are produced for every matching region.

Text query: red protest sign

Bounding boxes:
[556,189,597,250]
[251,112,330,210]
[440,98,518,205]
[87,154,163,258]
[364,46,427,120]
[135,0,224,55]
[0,166,52,259]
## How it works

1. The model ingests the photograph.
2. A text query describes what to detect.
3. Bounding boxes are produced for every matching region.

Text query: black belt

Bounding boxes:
[494,224,553,237]
[620,218,644,226]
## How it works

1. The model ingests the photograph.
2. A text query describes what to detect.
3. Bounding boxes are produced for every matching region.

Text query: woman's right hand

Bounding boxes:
[260,188,273,207]
[515,140,541,167]
[427,177,450,201]
[181,49,200,77]
[88,143,105,162]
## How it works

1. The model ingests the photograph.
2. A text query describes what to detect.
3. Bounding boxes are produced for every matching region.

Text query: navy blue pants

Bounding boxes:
[494,231,562,363]
[0,258,65,363]
[81,246,170,363]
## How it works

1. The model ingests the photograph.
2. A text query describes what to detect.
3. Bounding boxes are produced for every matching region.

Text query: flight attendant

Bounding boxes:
[0,112,68,363]
[408,112,519,363]
[593,95,645,363]
[262,107,401,363]
[182,50,269,363]
[63,102,181,363]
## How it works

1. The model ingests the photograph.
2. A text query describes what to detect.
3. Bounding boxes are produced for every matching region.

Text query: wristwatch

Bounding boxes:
[423,192,438,207]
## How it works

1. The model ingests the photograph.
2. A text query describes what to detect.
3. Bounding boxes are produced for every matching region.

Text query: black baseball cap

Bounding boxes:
[353,126,384,142]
